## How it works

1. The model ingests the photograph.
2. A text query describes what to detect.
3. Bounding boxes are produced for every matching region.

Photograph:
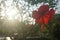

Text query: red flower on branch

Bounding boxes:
[32,4,55,32]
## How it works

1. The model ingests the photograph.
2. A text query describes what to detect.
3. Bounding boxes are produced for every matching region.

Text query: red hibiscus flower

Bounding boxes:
[32,4,55,32]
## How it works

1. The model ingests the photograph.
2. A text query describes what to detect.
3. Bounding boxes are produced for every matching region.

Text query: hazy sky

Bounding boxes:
[56,0,60,14]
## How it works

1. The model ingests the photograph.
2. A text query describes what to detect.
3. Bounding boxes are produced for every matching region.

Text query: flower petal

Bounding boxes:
[38,4,49,14]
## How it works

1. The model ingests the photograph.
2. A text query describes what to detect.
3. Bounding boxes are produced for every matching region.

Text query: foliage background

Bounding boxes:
[0,0,60,40]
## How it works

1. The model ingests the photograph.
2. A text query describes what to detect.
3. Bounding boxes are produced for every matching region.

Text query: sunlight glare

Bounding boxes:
[6,6,18,20]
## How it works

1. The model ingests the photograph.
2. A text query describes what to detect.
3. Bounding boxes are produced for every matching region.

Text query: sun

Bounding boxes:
[6,6,18,20]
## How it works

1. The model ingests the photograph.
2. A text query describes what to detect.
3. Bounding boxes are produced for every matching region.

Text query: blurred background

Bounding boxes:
[0,0,60,40]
